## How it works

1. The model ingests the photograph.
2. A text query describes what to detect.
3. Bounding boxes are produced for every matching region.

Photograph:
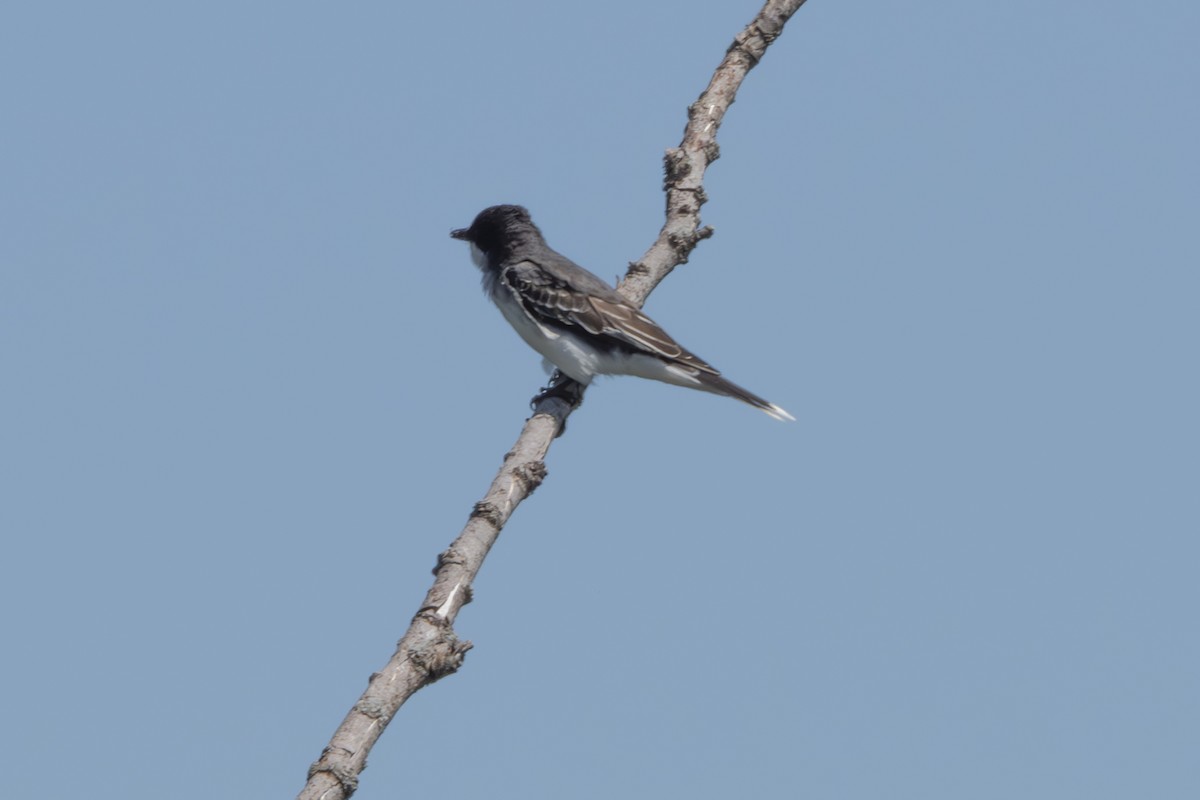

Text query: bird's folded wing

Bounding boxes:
[502,261,718,375]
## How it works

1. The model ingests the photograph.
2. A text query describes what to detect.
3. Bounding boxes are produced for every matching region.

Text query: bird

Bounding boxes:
[450,204,794,422]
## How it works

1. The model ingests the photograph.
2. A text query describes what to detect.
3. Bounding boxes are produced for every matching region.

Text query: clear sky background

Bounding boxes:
[2,2,1197,798]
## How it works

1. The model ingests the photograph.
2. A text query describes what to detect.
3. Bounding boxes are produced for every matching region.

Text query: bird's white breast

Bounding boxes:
[491,288,601,384]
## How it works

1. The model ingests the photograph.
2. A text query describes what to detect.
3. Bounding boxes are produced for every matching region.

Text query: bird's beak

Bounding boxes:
[450,228,469,240]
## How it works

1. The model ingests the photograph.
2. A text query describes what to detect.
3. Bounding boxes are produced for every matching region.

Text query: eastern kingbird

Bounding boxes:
[451,205,794,421]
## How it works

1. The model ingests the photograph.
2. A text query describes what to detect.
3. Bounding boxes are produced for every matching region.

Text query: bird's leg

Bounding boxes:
[530,372,585,436]
[531,371,586,411]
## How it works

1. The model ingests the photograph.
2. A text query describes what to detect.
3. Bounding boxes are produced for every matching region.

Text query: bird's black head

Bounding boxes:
[450,205,543,265]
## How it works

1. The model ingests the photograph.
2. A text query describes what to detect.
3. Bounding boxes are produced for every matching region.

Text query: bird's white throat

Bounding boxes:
[468,243,488,270]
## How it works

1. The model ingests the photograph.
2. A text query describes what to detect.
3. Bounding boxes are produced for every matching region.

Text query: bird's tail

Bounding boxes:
[695,372,795,422]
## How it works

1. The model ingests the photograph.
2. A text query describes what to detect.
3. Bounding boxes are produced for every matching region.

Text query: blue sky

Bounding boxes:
[2,2,1198,798]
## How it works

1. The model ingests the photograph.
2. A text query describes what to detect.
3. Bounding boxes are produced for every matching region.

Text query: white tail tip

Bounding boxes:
[763,403,795,422]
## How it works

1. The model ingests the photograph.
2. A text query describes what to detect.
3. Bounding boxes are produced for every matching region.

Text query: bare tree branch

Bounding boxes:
[622,0,807,305]
[298,2,807,798]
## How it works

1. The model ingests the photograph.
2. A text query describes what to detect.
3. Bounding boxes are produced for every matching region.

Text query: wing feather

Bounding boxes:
[501,261,718,375]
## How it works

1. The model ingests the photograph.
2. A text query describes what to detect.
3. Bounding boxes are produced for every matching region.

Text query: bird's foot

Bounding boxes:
[531,372,585,410]
[530,372,585,436]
